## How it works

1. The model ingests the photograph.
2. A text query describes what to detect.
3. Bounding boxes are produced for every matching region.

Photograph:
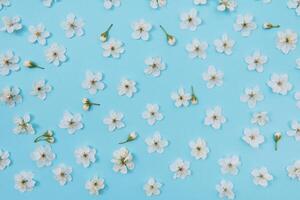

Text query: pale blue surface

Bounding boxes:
[1,0,300,199]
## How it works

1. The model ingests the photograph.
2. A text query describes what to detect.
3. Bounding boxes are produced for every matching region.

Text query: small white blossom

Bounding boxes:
[145,132,168,153]
[171,87,191,107]
[217,0,237,12]
[1,16,22,33]
[131,19,152,41]
[214,34,235,55]
[15,171,36,192]
[61,13,84,38]
[0,86,22,107]
[102,38,124,58]
[194,0,207,5]
[242,128,264,148]
[0,50,19,76]
[251,112,269,126]
[240,86,264,108]
[45,43,67,66]
[28,24,50,45]
[219,156,240,175]
[103,110,125,132]
[202,65,224,88]
[251,167,273,187]
[85,176,105,195]
[52,164,72,185]
[287,0,300,16]
[82,71,105,95]
[276,29,298,54]
[287,120,300,141]
[0,149,10,170]
[31,79,52,100]
[245,51,268,72]
[267,73,292,95]
[111,147,134,174]
[186,39,208,59]
[233,14,257,37]
[216,180,235,199]
[287,160,300,180]
[13,114,34,134]
[169,158,191,179]
[118,78,137,97]
[74,146,96,168]
[144,178,162,196]
[180,8,201,31]
[144,56,166,77]
[59,111,83,134]
[204,106,226,129]
[189,138,209,160]
[142,104,163,125]
[150,0,166,9]
[103,0,121,9]
[31,145,55,167]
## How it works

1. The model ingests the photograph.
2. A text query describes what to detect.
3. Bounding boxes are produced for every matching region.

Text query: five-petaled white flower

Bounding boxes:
[144,177,162,196]
[31,145,56,167]
[118,78,137,97]
[144,56,166,77]
[103,110,125,132]
[170,158,191,179]
[287,120,300,141]
[189,138,209,160]
[150,0,166,9]
[240,86,264,108]
[0,50,19,76]
[85,176,105,195]
[287,160,300,180]
[267,73,292,95]
[217,0,237,12]
[276,29,298,54]
[45,43,67,66]
[251,167,273,187]
[216,180,235,199]
[288,0,300,15]
[74,146,96,168]
[251,111,269,126]
[14,171,36,192]
[186,39,208,59]
[103,0,121,9]
[233,14,257,37]
[111,147,134,174]
[171,87,191,107]
[52,164,72,186]
[142,104,163,125]
[28,24,50,45]
[245,51,268,73]
[219,156,240,175]
[61,13,84,38]
[59,111,83,134]
[1,16,22,33]
[0,86,22,107]
[242,128,264,148]
[0,0,10,10]
[82,71,105,95]
[0,149,10,170]
[145,132,168,153]
[214,34,235,55]
[131,19,152,41]
[194,0,207,5]
[180,8,201,31]
[102,38,125,58]
[202,65,224,88]
[204,106,226,129]
[13,114,35,134]
[31,79,52,100]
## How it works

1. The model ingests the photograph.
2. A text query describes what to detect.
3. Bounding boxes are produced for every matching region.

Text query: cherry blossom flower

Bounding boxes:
[216,180,235,199]
[214,34,235,55]
[111,147,134,174]
[180,8,201,31]
[85,176,105,195]
[204,106,226,129]
[131,19,152,41]
[276,29,298,54]
[189,138,209,160]
[0,86,22,107]
[45,43,67,66]
[251,167,273,187]
[28,24,50,45]
[287,120,300,141]
[103,110,125,132]
[219,156,240,175]
[61,13,84,38]
[287,0,300,16]
[13,114,35,134]
[0,50,19,76]
[144,56,166,77]
[251,112,269,126]
[1,16,22,33]
[74,146,96,168]
[59,111,83,134]
[102,38,124,58]
[118,78,137,97]
[82,71,105,95]
[171,87,191,107]
[144,178,162,196]
[202,65,224,88]
[0,149,10,170]
[287,160,300,180]
[52,164,72,185]
[242,128,264,148]
[150,0,167,9]
[14,171,36,192]
[145,132,168,153]
[103,0,121,10]
[245,51,268,73]
[217,0,237,12]
[142,104,163,125]
[240,86,264,108]
[31,79,52,100]
[233,14,257,37]
[169,158,191,179]
[267,73,292,95]
[186,39,208,59]
[31,145,55,167]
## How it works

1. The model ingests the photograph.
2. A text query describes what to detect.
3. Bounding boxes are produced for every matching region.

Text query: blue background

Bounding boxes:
[1,0,300,199]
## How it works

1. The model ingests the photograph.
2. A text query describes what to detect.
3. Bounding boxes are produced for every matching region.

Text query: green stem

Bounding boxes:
[159,25,168,35]
[275,142,278,151]
[107,24,113,32]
